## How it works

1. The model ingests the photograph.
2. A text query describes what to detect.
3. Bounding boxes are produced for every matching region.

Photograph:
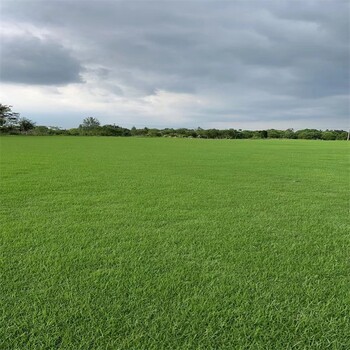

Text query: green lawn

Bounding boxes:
[1,137,349,349]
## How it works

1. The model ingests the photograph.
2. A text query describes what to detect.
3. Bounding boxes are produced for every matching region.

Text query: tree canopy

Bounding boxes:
[0,104,348,140]
[0,104,19,127]
[80,117,100,129]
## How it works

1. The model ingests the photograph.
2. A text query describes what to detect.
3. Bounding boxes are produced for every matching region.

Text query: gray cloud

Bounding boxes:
[0,35,83,85]
[0,0,349,128]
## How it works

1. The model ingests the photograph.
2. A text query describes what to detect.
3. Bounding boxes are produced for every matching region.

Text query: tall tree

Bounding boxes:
[0,104,19,127]
[19,118,36,133]
[80,117,100,129]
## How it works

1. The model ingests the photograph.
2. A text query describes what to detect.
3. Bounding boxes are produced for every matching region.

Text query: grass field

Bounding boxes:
[1,136,349,349]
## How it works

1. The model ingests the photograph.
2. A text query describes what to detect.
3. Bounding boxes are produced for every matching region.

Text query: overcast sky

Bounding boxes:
[0,0,349,129]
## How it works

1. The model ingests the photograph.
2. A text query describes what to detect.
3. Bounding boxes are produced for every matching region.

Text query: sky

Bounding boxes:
[0,0,349,130]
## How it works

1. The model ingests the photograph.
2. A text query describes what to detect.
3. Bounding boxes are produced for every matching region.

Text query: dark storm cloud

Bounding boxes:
[1,0,349,128]
[0,35,83,85]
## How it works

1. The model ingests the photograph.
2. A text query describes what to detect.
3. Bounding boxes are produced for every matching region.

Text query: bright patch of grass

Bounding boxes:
[1,137,349,349]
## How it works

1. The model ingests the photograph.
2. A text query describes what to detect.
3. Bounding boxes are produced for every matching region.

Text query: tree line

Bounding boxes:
[0,104,348,140]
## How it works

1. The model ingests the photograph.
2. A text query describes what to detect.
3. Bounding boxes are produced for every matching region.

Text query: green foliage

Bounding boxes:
[321,131,337,140]
[284,128,297,139]
[6,125,347,140]
[296,129,322,140]
[32,126,50,135]
[18,118,36,132]
[67,128,81,136]
[267,129,284,139]
[0,106,348,140]
[80,117,101,129]
[0,103,19,128]
[1,138,349,349]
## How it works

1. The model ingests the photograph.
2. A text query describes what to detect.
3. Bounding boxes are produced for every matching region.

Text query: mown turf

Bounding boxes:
[0,136,349,349]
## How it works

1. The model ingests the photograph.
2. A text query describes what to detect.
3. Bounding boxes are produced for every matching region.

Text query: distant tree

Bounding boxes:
[241,130,254,139]
[296,129,322,140]
[0,104,19,127]
[189,130,198,138]
[196,127,207,138]
[139,127,149,136]
[67,128,80,136]
[321,131,336,140]
[335,130,348,140]
[148,128,162,137]
[32,126,50,135]
[206,129,220,139]
[19,118,35,133]
[260,130,268,139]
[267,129,283,139]
[80,117,100,129]
[225,129,238,139]
[283,129,296,139]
